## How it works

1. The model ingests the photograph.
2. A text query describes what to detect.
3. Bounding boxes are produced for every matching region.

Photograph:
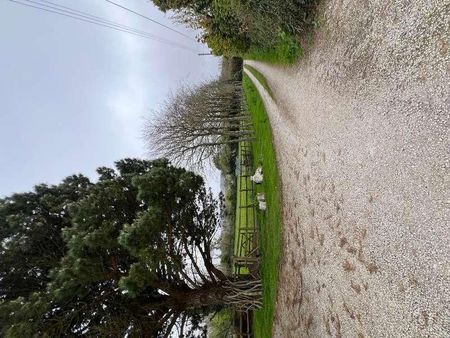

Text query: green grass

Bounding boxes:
[243,65,275,101]
[242,74,282,338]
[244,32,302,65]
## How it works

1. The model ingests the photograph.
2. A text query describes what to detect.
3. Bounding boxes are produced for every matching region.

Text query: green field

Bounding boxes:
[241,73,282,338]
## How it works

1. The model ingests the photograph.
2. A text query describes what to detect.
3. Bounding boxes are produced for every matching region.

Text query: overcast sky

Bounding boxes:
[0,0,221,197]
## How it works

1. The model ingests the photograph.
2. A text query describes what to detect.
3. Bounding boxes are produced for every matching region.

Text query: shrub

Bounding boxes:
[152,0,317,56]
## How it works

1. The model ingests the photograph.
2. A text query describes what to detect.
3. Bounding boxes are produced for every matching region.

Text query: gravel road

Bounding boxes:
[244,0,449,336]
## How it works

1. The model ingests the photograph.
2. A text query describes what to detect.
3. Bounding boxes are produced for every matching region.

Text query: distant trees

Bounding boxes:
[145,79,253,169]
[0,159,261,337]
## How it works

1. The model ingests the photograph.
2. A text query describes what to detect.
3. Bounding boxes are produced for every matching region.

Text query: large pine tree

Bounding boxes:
[0,158,260,337]
[0,174,92,301]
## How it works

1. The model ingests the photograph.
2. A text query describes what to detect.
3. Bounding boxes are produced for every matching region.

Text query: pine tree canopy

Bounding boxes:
[0,158,254,338]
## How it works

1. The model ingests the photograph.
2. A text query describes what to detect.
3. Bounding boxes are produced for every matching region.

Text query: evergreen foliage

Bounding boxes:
[0,159,260,337]
[0,175,92,301]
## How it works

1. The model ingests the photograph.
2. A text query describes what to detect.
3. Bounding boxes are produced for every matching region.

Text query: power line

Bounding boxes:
[37,0,190,45]
[9,0,199,53]
[23,0,160,38]
[38,0,150,31]
[11,0,197,51]
[104,0,195,41]
[28,0,189,47]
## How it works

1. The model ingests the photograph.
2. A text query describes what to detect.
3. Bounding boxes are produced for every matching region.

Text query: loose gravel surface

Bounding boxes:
[245,0,450,337]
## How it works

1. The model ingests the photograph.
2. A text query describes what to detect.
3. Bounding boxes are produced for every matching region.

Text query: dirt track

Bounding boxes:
[244,0,450,336]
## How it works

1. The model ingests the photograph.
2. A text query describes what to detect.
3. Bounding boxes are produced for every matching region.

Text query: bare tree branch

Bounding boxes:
[145,79,251,170]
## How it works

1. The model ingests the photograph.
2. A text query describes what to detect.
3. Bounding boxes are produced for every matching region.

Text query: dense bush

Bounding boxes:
[152,0,317,56]
[220,56,243,81]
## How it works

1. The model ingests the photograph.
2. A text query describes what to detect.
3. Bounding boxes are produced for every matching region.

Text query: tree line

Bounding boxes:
[145,78,252,170]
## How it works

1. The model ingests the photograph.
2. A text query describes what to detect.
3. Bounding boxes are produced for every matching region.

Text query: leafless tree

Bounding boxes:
[145,79,253,170]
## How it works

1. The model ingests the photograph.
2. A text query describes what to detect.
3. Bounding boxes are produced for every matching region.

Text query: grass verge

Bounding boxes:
[242,74,282,338]
[243,65,275,102]
[244,32,302,65]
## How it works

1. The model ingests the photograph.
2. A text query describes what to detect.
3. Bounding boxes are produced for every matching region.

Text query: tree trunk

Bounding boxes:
[170,278,262,312]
